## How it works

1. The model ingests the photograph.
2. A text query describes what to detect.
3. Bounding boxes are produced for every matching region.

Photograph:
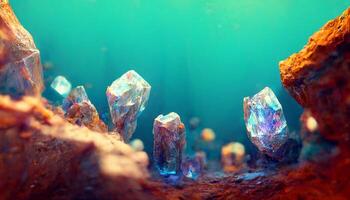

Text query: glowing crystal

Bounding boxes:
[153,112,186,176]
[106,70,151,142]
[50,76,71,97]
[243,87,289,157]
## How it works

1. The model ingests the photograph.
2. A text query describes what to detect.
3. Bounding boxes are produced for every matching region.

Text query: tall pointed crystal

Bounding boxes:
[153,112,186,176]
[243,87,289,157]
[106,70,151,142]
[0,1,43,97]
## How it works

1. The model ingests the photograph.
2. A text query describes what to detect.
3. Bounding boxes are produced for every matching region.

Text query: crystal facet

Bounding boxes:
[51,76,72,97]
[0,3,43,97]
[243,87,289,157]
[153,112,186,176]
[221,142,245,172]
[63,86,107,132]
[106,70,151,142]
[181,157,201,180]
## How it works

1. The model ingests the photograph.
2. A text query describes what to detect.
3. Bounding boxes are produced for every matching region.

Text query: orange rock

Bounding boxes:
[279,8,350,142]
[0,95,149,199]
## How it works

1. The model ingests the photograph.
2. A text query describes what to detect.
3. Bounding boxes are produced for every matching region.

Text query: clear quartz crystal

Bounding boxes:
[243,87,289,157]
[51,76,72,97]
[153,112,186,176]
[106,70,151,142]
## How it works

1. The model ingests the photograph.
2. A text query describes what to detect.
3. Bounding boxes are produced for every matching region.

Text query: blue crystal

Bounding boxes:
[243,87,289,157]
[181,157,201,180]
[106,70,151,142]
[50,76,71,97]
[153,112,186,176]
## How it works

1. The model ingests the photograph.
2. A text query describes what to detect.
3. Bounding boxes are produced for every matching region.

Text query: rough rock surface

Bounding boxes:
[146,149,350,200]
[0,1,43,97]
[1,95,349,200]
[279,8,350,142]
[0,95,150,200]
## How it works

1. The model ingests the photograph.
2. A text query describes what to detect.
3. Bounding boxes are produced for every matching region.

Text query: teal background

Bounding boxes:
[10,0,350,155]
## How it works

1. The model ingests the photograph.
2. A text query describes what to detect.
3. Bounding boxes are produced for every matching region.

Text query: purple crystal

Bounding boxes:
[106,70,151,142]
[153,112,186,176]
[243,87,289,157]
[181,157,201,180]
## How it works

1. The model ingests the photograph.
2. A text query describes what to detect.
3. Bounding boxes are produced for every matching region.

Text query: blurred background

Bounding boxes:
[11,0,349,158]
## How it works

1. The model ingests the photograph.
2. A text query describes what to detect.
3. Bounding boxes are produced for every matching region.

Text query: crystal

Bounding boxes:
[63,86,107,132]
[221,142,245,172]
[0,3,43,97]
[129,139,144,151]
[181,156,201,180]
[50,76,72,97]
[62,86,89,112]
[153,112,186,176]
[243,87,289,157]
[106,70,151,142]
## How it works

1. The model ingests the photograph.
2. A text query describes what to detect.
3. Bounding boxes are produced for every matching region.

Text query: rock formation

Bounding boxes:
[0,95,149,200]
[280,8,350,142]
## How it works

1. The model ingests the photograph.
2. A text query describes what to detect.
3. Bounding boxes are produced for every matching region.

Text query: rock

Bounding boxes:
[243,87,289,158]
[106,70,151,142]
[279,8,350,142]
[153,112,186,176]
[0,95,150,200]
[0,1,43,97]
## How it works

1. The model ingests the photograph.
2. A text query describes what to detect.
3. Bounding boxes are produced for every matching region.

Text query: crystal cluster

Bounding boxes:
[221,142,245,172]
[0,2,43,97]
[63,86,107,132]
[243,87,289,157]
[106,70,151,142]
[51,76,72,97]
[153,112,186,176]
